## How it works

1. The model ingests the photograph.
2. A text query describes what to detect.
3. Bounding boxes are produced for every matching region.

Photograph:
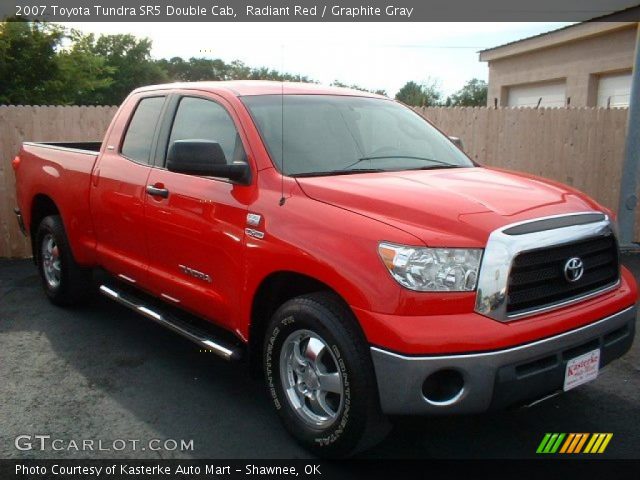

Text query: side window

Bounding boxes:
[168,97,245,164]
[121,96,165,164]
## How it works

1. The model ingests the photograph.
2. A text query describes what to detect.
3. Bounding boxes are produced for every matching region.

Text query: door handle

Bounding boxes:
[146,184,169,198]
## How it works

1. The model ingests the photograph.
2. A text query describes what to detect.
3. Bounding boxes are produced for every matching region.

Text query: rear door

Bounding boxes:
[144,94,253,329]
[91,94,167,287]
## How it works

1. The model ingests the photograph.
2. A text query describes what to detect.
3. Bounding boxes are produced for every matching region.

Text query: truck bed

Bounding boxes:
[14,141,102,264]
[23,141,103,154]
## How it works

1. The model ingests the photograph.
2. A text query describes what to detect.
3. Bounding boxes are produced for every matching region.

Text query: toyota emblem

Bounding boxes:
[563,257,584,283]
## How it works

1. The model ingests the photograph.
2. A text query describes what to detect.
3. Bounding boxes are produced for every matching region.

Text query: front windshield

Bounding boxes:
[241,94,474,176]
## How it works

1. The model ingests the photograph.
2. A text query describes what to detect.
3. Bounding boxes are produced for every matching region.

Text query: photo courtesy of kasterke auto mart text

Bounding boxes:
[12,78,637,456]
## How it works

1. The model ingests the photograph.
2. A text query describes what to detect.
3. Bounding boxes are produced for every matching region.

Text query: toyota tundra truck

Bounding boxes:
[12,81,637,457]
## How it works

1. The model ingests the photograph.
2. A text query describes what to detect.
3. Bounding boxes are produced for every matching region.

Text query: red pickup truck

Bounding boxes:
[13,81,637,456]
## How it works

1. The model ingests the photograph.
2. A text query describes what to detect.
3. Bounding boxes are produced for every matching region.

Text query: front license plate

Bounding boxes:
[563,348,600,391]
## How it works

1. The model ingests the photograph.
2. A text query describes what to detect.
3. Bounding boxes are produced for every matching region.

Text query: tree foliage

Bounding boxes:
[83,33,167,105]
[0,19,315,105]
[1,19,482,108]
[394,79,442,107]
[156,57,315,83]
[445,78,488,107]
[330,80,387,96]
[51,29,114,105]
[0,19,65,104]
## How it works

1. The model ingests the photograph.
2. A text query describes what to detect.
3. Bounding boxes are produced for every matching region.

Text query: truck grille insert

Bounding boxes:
[506,235,619,315]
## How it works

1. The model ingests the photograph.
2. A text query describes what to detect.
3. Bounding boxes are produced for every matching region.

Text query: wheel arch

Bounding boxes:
[247,271,367,376]
[30,194,60,262]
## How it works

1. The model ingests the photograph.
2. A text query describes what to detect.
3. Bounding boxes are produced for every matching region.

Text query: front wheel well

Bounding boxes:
[30,195,60,261]
[248,272,355,376]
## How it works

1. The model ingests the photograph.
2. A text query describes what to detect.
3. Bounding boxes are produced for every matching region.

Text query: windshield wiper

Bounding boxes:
[292,168,385,178]
[343,155,460,171]
[406,164,463,171]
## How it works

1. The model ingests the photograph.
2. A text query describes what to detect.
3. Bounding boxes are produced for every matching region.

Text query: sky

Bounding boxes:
[69,22,573,97]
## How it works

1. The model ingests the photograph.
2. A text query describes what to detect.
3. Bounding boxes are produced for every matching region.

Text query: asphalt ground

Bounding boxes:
[0,255,638,459]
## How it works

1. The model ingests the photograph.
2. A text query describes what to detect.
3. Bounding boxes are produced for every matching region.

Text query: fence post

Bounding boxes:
[617,25,640,247]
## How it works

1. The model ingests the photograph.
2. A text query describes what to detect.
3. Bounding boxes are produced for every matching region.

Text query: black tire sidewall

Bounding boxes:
[35,215,86,305]
[264,297,371,457]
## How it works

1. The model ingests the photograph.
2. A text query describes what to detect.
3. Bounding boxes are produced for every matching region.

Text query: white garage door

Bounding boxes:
[507,81,566,108]
[597,72,632,108]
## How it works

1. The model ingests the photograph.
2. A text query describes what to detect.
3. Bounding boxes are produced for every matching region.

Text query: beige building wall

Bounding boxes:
[484,24,638,107]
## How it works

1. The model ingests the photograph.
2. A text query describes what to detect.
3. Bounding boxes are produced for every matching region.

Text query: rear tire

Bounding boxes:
[263,292,390,457]
[35,215,91,306]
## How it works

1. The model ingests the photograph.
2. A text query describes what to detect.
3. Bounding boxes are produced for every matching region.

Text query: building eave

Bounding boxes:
[479,21,638,62]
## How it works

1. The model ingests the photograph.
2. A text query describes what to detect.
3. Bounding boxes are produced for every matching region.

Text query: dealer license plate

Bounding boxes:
[563,348,600,391]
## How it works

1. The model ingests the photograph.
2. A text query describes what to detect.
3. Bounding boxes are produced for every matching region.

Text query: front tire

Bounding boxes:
[263,292,389,457]
[35,215,91,306]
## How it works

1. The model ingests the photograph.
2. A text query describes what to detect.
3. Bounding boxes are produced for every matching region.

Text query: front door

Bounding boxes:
[144,95,253,329]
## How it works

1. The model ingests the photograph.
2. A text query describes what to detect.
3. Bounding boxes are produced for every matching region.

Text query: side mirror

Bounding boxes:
[449,136,464,151]
[167,139,250,184]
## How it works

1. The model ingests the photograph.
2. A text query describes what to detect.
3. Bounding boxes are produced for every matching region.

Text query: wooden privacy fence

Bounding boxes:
[418,107,629,203]
[417,106,631,234]
[0,105,632,258]
[0,105,118,258]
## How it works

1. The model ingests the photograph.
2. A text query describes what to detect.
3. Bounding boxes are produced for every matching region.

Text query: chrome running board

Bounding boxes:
[99,284,242,361]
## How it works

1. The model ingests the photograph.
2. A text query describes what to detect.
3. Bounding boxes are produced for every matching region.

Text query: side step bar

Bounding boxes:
[99,285,242,361]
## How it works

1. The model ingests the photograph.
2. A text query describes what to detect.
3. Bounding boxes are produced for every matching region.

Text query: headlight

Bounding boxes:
[378,242,482,292]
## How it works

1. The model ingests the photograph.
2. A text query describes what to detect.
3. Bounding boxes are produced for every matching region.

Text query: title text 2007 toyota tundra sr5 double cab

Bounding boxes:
[13,82,637,456]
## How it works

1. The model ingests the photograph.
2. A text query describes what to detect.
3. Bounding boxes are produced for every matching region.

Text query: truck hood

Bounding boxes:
[295,167,602,247]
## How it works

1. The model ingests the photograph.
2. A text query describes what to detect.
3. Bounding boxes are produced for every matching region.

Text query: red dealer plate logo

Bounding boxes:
[564,348,600,391]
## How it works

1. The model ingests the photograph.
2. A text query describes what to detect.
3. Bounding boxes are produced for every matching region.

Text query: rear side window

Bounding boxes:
[168,97,244,164]
[121,96,165,164]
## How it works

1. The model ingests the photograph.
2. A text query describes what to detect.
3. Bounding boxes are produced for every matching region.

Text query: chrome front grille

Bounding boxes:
[506,235,619,315]
[475,212,619,322]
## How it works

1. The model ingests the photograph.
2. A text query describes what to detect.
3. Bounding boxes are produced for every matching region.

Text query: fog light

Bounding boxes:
[422,369,465,405]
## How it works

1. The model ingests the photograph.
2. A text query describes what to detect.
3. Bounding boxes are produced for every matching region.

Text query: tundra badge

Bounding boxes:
[179,264,212,283]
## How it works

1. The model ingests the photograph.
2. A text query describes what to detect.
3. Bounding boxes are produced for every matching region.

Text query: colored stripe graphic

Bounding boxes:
[566,433,585,453]
[597,433,613,453]
[543,433,559,453]
[537,433,566,453]
[536,433,552,453]
[591,434,606,453]
[584,433,613,454]
[573,433,589,453]
[584,433,599,453]
[559,433,575,453]
[550,433,565,453]
[538,433,613,454]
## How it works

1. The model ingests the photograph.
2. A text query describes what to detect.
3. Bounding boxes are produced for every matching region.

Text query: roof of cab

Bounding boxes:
[133,80,388,98]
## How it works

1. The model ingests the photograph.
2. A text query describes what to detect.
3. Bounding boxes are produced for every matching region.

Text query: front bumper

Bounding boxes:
[371,304,636,415]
